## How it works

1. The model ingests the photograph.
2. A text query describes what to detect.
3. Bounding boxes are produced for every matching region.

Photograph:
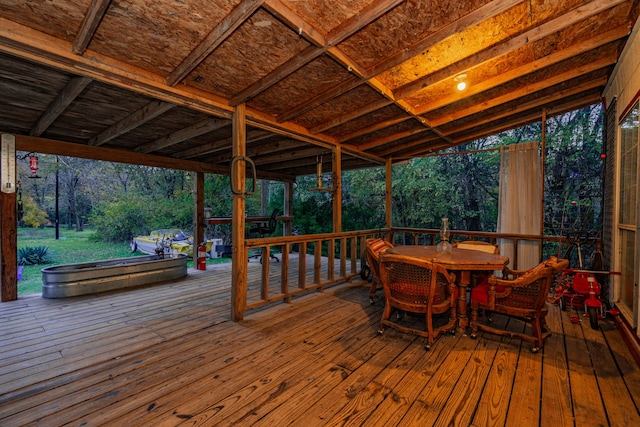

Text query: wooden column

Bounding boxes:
[284,181,293,236]
[194,171,205,262]
[231,103,247,321]
[332,146,342,233]
[386,158,393,229]
[1,191,17,301]
[1,133,17,301]
[540,108,547,261]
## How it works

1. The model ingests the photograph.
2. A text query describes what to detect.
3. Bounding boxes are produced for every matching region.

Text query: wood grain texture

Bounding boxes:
[2,260,639,425]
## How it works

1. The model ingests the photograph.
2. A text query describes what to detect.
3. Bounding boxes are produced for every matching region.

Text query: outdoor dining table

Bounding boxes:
[386,245,509,333]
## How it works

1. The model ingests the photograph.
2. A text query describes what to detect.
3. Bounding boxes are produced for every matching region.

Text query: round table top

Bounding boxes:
[387,245,509,271]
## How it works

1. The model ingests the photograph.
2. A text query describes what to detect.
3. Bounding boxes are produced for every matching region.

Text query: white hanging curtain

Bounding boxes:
[497,142,541,270]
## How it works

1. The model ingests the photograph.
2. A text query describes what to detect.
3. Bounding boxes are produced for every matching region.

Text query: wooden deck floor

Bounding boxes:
[2,260,640,426]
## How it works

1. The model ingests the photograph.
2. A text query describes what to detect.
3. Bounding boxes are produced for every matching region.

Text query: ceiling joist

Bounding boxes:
[0,0,635,177]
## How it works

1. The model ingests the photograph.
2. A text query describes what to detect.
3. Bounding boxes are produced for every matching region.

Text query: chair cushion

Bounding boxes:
[456,242,497,254]
[367,238,391,255]
[471,283,506,305]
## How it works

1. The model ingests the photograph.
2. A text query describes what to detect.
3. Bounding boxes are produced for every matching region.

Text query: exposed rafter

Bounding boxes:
[0,0,634,177]
[30,76,92,137]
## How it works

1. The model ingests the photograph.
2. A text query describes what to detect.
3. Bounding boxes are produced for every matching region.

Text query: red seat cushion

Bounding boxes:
[367,238,389,254]
[471,283,506,305]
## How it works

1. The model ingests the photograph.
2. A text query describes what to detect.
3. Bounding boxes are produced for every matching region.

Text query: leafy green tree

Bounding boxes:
[90,195,152,242]
[20,196,49,228]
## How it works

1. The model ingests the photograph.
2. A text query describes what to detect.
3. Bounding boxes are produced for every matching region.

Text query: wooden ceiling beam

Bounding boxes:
[375,133,443,157]
[213,138,304,164]
[230,45,323,106]
[428,51,617,127]
[452,92,603,145]
[387,90,604,159]
[357,127,430,151]
[414,27,628,115]
[0,20,326,175]
[252,146,327,166]
[0,8,416,167]
[176,129,272,159]
[400,143,458,159]
[277,76,363,123]
[325,0,404,46]
[312,0,509,146]
[258,149,329,172]
[15,134,227,174]
[441,75,608,136]
[0,18,237,119]
[88,100,175,147]
[338,115,411,143]
[297,1,517,148]
[310,99,393,134]
[230,0,403,106]
[253,169,297,182]
[30,76,92,137]
[166,0,264,86]
[135,118,231,154]
[381,140,449,160]
[264,0,326,47]
[364,0,521,78]
[395,0,629,101]
[72,0,112,55]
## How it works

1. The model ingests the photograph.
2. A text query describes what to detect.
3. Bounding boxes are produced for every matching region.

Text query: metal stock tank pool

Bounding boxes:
[41,254,188,298]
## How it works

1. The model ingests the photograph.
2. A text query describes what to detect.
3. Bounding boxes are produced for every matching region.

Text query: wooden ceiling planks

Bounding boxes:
[0,0,637,178]
[249,56,352,119]
[0,0,90,43]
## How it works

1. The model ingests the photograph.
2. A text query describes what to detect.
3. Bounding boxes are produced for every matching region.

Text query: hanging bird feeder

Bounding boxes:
[310,155,331,192]
[28,154,41,178]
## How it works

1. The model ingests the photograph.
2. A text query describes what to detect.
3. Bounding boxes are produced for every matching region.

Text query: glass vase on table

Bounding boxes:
[436,217,452,254]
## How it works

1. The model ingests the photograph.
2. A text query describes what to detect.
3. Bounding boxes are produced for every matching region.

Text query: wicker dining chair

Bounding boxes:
[469,260,559,353]
[378,253,457,350]
[364,237,394,304]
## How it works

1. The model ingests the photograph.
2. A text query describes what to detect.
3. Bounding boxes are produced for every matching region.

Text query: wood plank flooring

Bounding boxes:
[1,259,640,426]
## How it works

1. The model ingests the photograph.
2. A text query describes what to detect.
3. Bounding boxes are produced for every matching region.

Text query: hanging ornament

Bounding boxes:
[310,155,331,192]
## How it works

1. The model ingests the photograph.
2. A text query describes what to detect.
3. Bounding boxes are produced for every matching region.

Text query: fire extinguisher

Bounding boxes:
[197,242,207,271]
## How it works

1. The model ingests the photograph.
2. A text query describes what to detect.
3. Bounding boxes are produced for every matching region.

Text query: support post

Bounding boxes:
[1,133,18,301]
[284,181,293,236]
[1,191,17,301]
[332,146,342,233]
[231,104,247,321]
[194,171,205,263]
[540,108,547,261]
[386,158,393,229]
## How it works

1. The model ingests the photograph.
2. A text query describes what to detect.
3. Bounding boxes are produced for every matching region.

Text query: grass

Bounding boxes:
[17,227,229,296]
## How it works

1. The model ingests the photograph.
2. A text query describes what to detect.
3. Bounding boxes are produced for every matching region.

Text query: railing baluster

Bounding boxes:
[237,227,572,319]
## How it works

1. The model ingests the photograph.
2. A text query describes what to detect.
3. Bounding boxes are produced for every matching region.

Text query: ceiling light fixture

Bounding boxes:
[454,73,467,91]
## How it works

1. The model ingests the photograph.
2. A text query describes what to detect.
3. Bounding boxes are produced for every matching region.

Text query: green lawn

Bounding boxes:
[16,228,229,296]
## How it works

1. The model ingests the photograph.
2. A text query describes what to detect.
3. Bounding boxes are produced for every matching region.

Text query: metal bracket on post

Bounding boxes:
[229,156,256,195]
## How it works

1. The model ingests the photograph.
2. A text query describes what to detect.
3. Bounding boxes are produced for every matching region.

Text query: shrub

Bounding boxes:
[90,192,195,243]
[21,196,49,228]
[90,195,151,243]
[18,246,52,266]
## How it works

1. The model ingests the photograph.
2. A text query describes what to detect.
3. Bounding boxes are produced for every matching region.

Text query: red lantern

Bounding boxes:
[29,155,38,177]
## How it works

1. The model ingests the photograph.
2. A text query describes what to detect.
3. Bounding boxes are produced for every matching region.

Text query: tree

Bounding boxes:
[20,196,48,228]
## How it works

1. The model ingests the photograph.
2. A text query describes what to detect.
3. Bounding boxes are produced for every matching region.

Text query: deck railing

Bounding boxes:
[242,228,385,313]
[237,227,595,319]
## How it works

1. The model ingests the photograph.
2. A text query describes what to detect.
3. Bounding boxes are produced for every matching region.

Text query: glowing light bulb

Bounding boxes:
[454,73,467,91]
